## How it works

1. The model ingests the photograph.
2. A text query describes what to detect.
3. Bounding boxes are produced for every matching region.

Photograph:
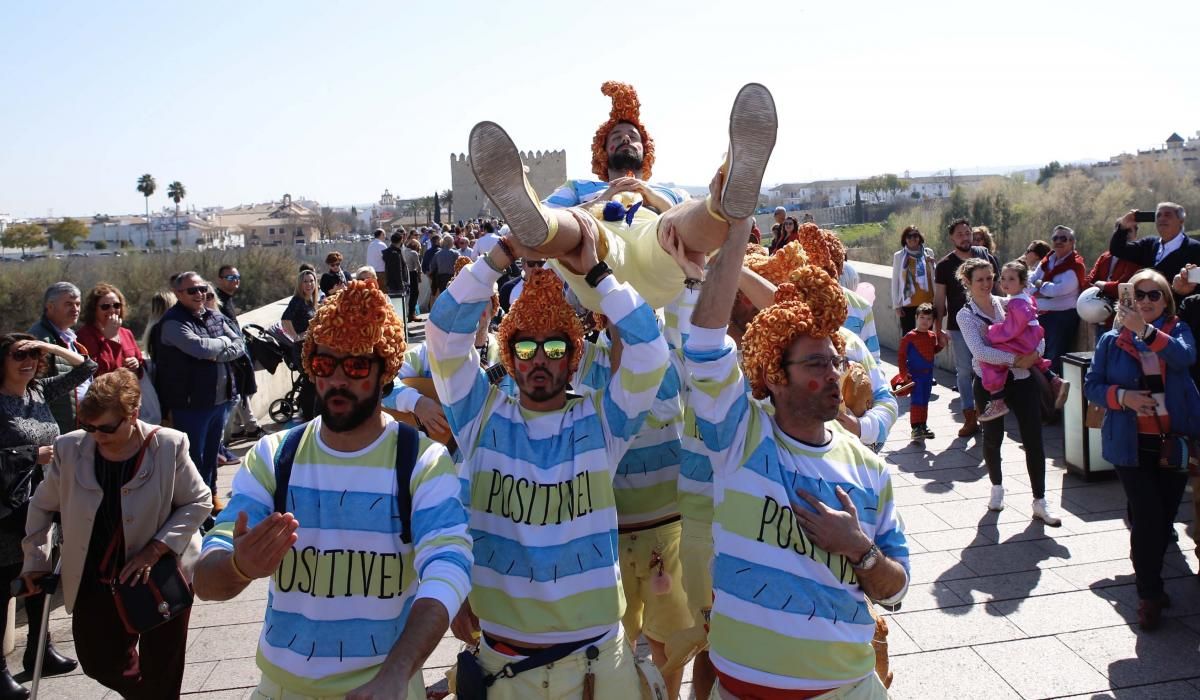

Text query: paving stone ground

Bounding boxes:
[12,342,1199,699]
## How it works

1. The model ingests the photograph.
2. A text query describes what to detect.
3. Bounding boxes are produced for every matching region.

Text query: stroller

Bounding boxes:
[243,323,313,424]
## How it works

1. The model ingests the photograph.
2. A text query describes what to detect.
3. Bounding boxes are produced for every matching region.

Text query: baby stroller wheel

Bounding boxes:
[270,398,295,424]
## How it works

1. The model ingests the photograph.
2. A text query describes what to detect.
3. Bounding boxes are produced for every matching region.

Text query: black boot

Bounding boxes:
[22,593,77,678]
[0,595,29,700]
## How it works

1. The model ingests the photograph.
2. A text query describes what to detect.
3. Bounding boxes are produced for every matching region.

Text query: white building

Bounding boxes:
[1089,131,1200,182]
[770,173,986,209]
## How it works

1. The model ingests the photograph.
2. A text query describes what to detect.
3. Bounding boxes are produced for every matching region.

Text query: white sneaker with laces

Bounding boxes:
[988,485,1005,512]
[1032,498,1062,527]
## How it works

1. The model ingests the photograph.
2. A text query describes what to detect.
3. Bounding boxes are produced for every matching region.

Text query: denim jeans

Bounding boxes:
[1040,308,1080,374]
[949,330,975,411]
[172,402,233,489]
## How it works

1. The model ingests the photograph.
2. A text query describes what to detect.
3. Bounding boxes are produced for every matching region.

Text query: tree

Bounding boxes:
[433,192,441,224]
[1,222,46,255]
[1037,161,1064,185]
[167,181,186,248]
[441,189,453,223]
[136,173,156,247]
[349,206,359,233]
[406,198,423,225]
[859,173,910,203]
[49,218,90,250]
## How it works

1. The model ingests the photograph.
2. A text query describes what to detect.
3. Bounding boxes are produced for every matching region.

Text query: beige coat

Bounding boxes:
[22,422,213,612]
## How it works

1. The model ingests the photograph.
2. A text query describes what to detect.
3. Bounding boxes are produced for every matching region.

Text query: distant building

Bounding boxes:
[450,149,566,220]
[215,194,319,246]
[770,173,991,209]
[1089,131,1200,182]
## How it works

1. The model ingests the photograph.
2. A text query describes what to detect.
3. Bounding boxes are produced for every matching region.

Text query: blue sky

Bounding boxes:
[1,0,1195,217]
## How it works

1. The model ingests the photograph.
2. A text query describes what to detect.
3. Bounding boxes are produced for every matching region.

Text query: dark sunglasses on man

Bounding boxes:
[222,275,241,282]
[183,285,207,296]
[309,353,376,379]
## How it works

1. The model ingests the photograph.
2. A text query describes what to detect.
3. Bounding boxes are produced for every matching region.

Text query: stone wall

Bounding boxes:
[450,149,567,219]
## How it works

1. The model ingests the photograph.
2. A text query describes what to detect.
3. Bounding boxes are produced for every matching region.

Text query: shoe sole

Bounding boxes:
[1033,513,1063,527]
[988,504,1005,512]
[468,121,549,248]
[977,410,1008,423]
[721,83,778,219]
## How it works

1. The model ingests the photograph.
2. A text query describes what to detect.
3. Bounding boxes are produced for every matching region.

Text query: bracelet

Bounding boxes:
[229,551,254,582]
[684,277,702,290]
[496,237,516,262]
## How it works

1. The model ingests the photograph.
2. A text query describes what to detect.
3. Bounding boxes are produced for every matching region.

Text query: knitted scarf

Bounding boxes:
[1116,316,1176,435]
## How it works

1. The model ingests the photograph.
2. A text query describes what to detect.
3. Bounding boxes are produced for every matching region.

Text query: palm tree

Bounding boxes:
[136,173,156,248]
[441,189,453,224]
[167,181,186,248]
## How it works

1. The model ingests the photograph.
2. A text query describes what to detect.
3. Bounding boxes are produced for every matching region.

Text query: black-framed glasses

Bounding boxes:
[9,348,43,362]
[781,353,849,374]
[512,338,570,361]
[80,419,124,434]
[183,286,207,296]
[309,353,376,379]
[1134,289,1164,302]
[98,302,123,311]
[222,275,241,282]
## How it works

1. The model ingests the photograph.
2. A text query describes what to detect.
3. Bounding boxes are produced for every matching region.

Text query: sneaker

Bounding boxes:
[988,485,1006,512]
[920,424,936,440]
[911,426,926,441]
[468,121,554,249]
[1032,498,1063,527]
[1052,377,1071,411]
[719,83,778,219]
[217,451,241,467]
[978,399,1009,423]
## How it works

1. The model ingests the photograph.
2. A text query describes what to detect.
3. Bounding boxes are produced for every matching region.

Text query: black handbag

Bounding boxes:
[1154,412,1200,476]
[0,445,39,522]
[97,428,193,634]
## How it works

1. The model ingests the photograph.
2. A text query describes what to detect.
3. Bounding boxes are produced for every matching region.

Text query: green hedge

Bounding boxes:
[2,245,366,340]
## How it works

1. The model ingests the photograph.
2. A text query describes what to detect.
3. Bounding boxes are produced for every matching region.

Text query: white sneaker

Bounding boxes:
[988,485,1005,512]
[1032,498,1062,527]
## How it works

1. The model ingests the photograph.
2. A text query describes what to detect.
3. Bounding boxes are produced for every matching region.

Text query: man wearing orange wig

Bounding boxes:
[427,224,670,698]
[680,224,909,698]
[195,280,473,699]
[467,81,777,312]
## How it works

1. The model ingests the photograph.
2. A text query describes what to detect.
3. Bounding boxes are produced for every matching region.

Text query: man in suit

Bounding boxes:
[1110,203,1198,296]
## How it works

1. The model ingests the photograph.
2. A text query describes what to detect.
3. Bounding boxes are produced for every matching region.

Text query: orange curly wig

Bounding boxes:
[453,255,471,278]
[302,279,407,385]
[496,267,584,376]
[746,241,809,286]
[741,266,847,400]
[797,223,846,278]
[591,81,655,181]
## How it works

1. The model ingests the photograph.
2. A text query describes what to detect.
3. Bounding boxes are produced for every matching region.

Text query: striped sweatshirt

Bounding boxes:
[844,287,881,363]
[384,339,516,414]
[200,418,472,697]
[426,259,669,644]
[684,325,910,691]
[677,327,895,527]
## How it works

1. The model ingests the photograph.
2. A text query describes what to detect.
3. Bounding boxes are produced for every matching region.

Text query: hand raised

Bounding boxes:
[232,511,300,579]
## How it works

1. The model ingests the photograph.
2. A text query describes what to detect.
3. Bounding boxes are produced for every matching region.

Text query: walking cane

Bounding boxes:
[10,523,61,700]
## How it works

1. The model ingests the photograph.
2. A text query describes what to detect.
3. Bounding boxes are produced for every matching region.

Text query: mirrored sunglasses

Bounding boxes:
[512,339,569,361]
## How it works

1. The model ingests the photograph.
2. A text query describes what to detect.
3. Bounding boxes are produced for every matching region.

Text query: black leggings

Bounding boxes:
[1116,445,1188,601]
[973,374,1046,498]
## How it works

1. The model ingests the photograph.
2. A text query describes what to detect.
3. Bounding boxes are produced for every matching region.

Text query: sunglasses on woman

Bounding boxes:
[1134,289,1164,302]
[80,419,124,434]
[308,353,376,379]
[98,302,123,311]
[512,339,570,361]
[8,348,43,362]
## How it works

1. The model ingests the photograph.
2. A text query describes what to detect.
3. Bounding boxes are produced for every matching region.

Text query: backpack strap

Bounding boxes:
[393,422,420,545]
[272,423,310,514]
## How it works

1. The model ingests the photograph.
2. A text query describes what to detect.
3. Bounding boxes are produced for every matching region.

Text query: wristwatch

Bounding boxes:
[585,261,612,288]
[851,543,881,571]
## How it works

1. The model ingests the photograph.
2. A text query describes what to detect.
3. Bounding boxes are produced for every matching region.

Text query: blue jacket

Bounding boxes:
[1084,317,1200,466]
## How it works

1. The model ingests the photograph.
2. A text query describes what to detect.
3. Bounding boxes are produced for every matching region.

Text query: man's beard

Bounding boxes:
[955,238,972,252]
[518,368,568,402]
[318,384,381,432]
[608,147,643,176]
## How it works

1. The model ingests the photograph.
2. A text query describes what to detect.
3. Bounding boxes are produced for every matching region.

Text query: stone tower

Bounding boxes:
[450,149,567,220]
